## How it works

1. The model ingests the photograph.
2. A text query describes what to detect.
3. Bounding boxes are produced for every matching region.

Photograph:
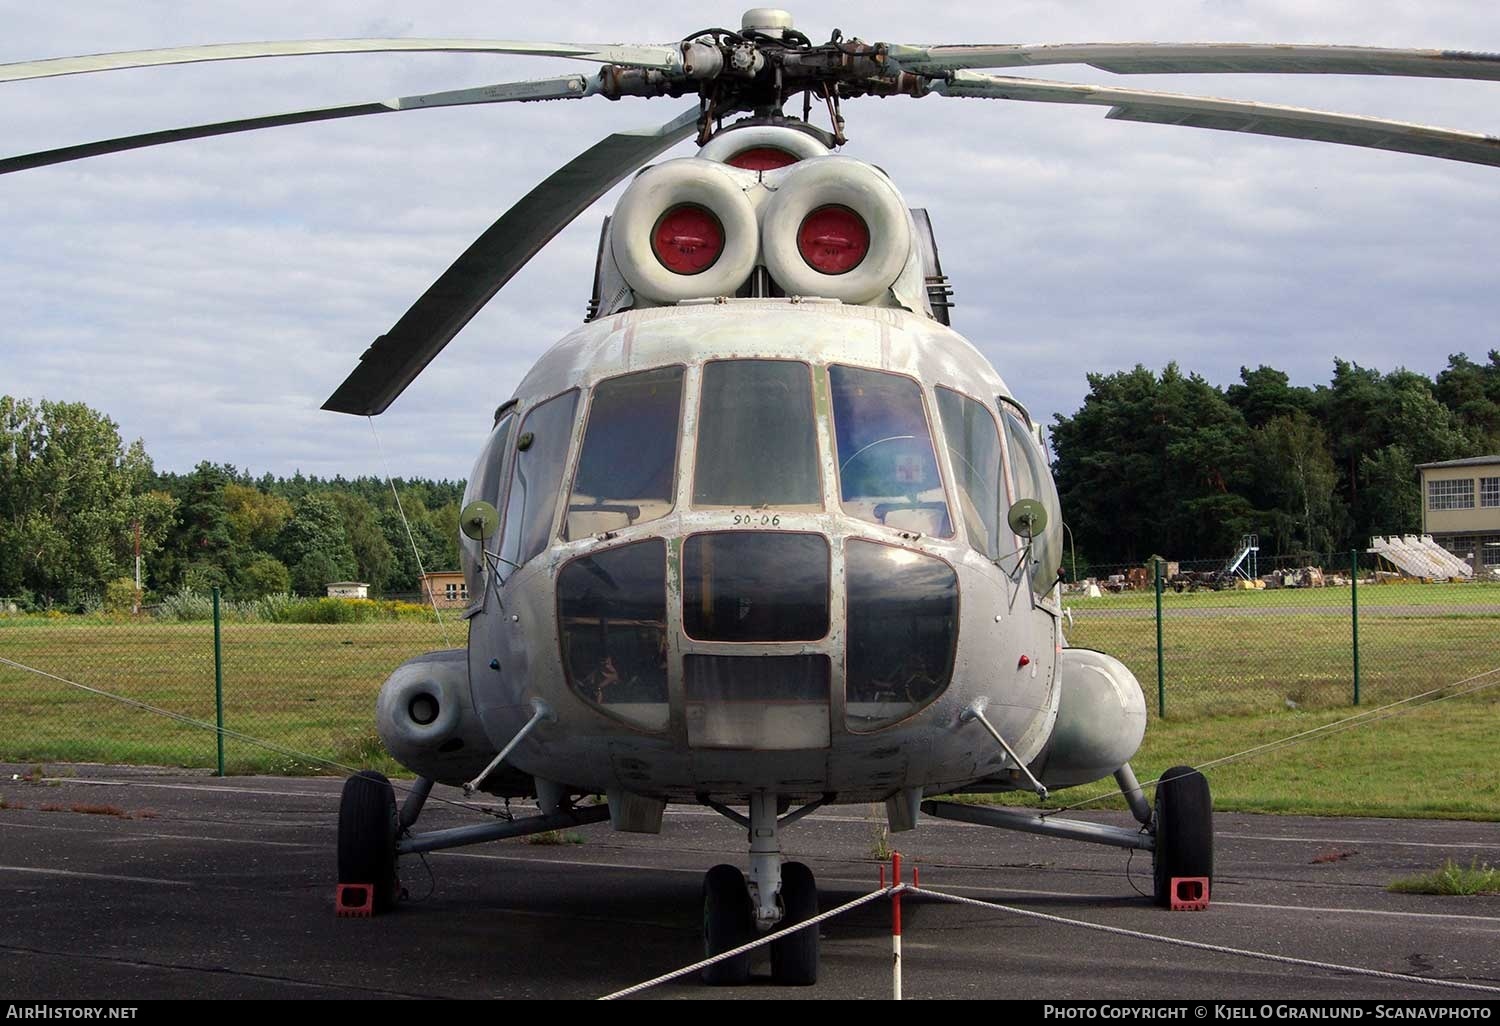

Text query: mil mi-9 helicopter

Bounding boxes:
[7,6,1500,988]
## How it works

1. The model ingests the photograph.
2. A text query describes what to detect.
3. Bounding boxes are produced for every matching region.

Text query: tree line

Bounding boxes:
[0,396,461,608]
[1050,352,1500,566]
[5,351,1497,605]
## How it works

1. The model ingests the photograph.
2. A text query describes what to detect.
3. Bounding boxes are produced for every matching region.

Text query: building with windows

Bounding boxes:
[1417,455,1500,573]
[421,571,470,609]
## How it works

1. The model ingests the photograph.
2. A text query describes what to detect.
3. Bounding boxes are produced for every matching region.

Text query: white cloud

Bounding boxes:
[3,1,1500,479]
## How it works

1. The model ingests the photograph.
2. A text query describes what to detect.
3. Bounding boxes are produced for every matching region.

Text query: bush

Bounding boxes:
[238,555,291,600]
[260,596,438,624]
[156,589,215,622]
[103,577,142,614]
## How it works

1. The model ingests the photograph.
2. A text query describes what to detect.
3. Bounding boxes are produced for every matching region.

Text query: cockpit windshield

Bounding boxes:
[830,365,952,537]
[565,366,683,540]
[693,360,821,509]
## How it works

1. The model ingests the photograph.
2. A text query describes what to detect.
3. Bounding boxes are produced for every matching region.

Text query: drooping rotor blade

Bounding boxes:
[0,76,595,176]
[0,38,682,83]
[889,42,1500,81]
[933,72,1500,168]
[323,107,701,417]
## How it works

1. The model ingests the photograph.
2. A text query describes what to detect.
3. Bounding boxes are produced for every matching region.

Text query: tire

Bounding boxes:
[338,770,399,913]
[760,156,912,304]
[1152,765,1213,907]
[702,863,754,985]
[770,861,819,986]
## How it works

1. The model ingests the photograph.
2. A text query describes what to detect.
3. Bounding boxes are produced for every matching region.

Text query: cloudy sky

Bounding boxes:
[5,2,1500,481]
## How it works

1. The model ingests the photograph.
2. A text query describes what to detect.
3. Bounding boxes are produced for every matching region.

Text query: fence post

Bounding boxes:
[1350,549,1360,707]
[213,586,225,776]
[1154,558,1165,718]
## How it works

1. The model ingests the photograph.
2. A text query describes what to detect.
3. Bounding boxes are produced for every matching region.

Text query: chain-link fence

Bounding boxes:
[0,591,453,773]
[1065,549,1500,719]
[3,549,1498,770]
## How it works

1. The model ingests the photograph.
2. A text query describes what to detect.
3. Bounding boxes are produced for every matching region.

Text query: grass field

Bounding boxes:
[1,593,1496,818]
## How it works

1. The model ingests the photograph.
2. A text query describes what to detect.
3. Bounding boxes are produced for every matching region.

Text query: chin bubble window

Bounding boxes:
[844,539,958,732]
[558,538,669,731]
[829,365,952,538]
[999,402,1063,596]
[566,366,683,540]
[684,654,831,750]
[683,532,830,642]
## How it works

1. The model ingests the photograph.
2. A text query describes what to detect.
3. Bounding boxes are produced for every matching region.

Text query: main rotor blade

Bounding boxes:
[0,38,681,83]
[323,107,700,417]
[0,76,594,175]
[933,72,1500,168]
[889,42,1500,81]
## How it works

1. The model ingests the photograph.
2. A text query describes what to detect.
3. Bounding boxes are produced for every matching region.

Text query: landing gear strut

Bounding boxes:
[701,793,821,986]
[921,761,1214,907]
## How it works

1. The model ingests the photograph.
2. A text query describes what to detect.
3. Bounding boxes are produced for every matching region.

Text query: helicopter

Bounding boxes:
[7,6,1500,989]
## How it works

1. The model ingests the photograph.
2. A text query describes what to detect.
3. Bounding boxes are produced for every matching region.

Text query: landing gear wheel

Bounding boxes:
[1152,765,1213,907]
[770,861,819,986]
[702,863,754,985]
[338,770,399,913]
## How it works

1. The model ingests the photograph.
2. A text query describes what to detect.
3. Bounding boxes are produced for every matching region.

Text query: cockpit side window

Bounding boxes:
[935,387,1005,560]
[565,366,683,540]
[693,360,821,509]
[460,411,516,601]
[499,390,579,571]
[998,401,1063,595]
[829,365,952,538]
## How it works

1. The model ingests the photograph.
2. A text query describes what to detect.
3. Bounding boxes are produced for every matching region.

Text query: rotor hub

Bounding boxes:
[741,8,796,36]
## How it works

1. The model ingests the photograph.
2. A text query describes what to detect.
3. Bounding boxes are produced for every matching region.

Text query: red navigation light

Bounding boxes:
[797,205,869,275]
[651,204,725,275]
[726,146,799,171]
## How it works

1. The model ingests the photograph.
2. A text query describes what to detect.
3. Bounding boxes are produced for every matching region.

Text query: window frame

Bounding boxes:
[680,529,833,644]
[827,362,955,539]
[563,363,687,541]
[935,384,1015,560]
[1428,478,1475,512]
[1480,477,1499,509]
[842,536,961,734]
[496,387,582,573]
[690,357,825,511]
[554,536,672,735]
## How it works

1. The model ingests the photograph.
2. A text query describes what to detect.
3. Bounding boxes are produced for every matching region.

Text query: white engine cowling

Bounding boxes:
[759,155,912,304]
[375,649,501,788]
[697,123,831,166]
[609,158,759,303]
[1034,648,1148,790]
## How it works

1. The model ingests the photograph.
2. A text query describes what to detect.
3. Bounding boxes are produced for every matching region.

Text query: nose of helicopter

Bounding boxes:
[554,527,960,747]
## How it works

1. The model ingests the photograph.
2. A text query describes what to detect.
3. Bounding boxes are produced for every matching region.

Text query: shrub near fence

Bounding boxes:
[2,559,1498,771]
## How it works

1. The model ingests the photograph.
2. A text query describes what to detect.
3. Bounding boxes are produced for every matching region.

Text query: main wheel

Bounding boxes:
[770,861,819,986]
[702,863,754,985]
[338,770,399,913]
[1152,765,1213,907]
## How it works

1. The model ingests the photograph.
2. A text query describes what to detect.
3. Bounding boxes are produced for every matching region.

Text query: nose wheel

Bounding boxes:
[701,793,821,986]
